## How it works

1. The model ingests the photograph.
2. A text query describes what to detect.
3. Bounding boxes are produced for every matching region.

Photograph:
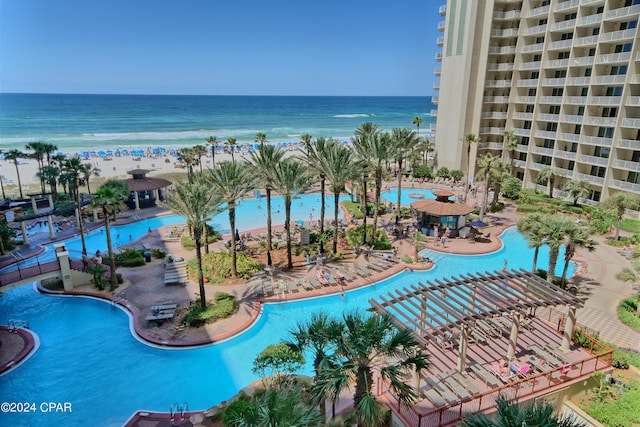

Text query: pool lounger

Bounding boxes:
[469,363,500,388]
[425,376,458,403]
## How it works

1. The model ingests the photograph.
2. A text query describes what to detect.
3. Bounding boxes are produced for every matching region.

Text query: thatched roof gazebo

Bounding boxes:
[120,169,171,210]
[411,189,474,236]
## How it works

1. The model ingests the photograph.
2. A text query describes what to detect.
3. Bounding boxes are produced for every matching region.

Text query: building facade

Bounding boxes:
[434,0,640,204]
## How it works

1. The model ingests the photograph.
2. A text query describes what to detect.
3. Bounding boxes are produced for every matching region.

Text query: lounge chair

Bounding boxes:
[530,344,562,367]
[422,387,447,406]
[490,363,514,383]
[299,278,314,291]
[476,319,500,337]
[339,267,355,282]
[451,370,480,395]
[354,264,372,277]
[308,276,323,289]
[288,280,299,292]
[469,363,500,388]
[436,372,471,400]
[425,377,458,403]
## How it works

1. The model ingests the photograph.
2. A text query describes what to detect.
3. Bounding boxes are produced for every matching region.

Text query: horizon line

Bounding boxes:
[0,91,434,98]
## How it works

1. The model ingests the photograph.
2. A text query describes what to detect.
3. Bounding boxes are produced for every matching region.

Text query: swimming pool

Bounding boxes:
[382,188,436,206]
[0,223,573,426]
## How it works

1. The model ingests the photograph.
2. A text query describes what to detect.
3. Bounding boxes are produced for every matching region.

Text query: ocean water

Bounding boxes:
[0,94,435,153]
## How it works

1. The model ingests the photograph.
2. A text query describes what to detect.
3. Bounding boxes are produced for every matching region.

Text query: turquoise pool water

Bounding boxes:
[0,216,573,426]
[381,188,436,206]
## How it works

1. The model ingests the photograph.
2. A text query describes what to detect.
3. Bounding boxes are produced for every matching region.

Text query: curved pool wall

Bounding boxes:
[0,224,575,426]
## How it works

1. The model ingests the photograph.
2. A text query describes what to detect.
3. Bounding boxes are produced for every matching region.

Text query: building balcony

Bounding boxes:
[479,127,505,135]
[438,21,445,32]
[585,116,618,127]
[596,52,632,65]
[527,4,550,18]
[437,36,444,47]
[484,96,511,104]
[542,77,566,87]
[628,96,640,107]
[481,111,508,120]
[523,42,544,53]
[547,39,574,51]
[565,77,591,86]
[486,62,514,71]
[587,96,622,106]
[576,13,602,26]
[591,75,627,85]
[554,0,580,12]
[618,138,640,150]
[574,172,605,186]
[560,115,584,124]
[485,79,512,88]
[493,10,521,20]
[545,58,570,69]
[514,128,531,137]
[435,52,442,62]
[432,96,438,105]
[538,96,564,104]
[489,45,517,55]
[555,150,576,160]
[430,110,438,118]
[525,24,547,35]
[434,67,441,77]
[631,74,640,84]
[537,113,560,122]
[557,132,581,142]
[600,28,637,43]
[478,141,504,150]
[530,162,547,171]
[550,19,576,32]
[490,28,520,38]
[516,144,529,152]
[576,154,609,167]
[581,135,613,147]
[570,56,594,66]
[573,35,599,47]
[512,159,527,168]
[613,159,640,173]
[604,4,640,20]
[439,4,446,16]
[515,96,536,104]
[622,118,640,129]
[517,78,539,87]
[610,179,640,194]
[513,112,533,120]
[433,82,440,91]
[519,60,542,70]
[531,146,555,156]
[564,96,588,105]
[535,130,558,139]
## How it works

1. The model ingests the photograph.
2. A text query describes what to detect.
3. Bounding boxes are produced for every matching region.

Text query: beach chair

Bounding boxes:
[489,363,515,383]
[469,363,500,388]
[339,267,355,282]
[354,264,372,277]
[308,276,323,289]
[288,279,299,293]
[451,370,480,395]
[425,377,458,403]
[422,387,447,407]
[476,319,500,337]
[436,372,471,400]
[300,278,314,291]
[530,345,562,367]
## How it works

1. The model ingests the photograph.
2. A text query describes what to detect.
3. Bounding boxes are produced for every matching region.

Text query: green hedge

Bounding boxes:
[182,292,238,327]
[193,251,262,280]
[115,248,146,267]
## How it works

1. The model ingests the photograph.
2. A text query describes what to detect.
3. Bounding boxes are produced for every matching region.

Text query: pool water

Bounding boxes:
[0,214,573,426]
[381,188,436,206]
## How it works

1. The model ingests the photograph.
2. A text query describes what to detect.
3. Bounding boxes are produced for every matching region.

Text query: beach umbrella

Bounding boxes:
[267,250,272,266]
[98,151,106,157]
[470,220,489,228]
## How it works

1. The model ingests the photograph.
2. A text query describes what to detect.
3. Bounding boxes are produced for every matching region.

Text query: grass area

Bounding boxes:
[182,292,237,327]
[618,297,640,332]
[582,380,640,427]
[622,218,640,234]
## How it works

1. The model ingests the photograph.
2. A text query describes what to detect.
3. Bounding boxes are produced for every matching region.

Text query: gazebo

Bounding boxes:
[411,189,474,236]
[121,169,171,210]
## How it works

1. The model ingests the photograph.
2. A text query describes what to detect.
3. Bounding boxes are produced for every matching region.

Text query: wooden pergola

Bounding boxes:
[368,269,585,347]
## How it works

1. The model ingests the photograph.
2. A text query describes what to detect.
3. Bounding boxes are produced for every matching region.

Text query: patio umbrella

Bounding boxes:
[267,250,272,266]
[470,220,489,228]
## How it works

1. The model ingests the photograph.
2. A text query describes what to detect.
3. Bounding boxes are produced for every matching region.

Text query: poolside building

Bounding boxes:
[121,169,171,210]
[434,0,640,207]
[411,189,475,236]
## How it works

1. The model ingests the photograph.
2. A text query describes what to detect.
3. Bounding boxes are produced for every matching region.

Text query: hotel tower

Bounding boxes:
[434,0,640,205]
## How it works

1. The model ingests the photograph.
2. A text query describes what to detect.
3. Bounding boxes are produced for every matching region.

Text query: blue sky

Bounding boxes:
[0,0,441,96]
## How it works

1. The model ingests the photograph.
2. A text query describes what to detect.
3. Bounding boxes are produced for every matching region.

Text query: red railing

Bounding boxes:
[0,259,61,288]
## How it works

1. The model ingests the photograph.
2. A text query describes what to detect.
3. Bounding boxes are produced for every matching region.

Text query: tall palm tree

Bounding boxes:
[490,160,511,206]
[164,176,223,308]
[90,183,127,290]
[82,162,101,196]
[246,143,285,251]
[205,135,219,167]
[63,157,87,255]
[476,153,499,221]
[271,159,311,268]
[314,141,356,253]
[517,213,546,272]
[300,133,313,164]
[0,150,6,199]
[37,165,60,197]
[391,128,419,219]
[4,149,26,198]
[26,141,48,193]
[192,144,208,173]
[560,225,596,287]
[206,161,254,277]
[314,311,429,427]
[502,130,516,164]
[463,395,587,427]
[412,116,424,138]
[564,179,590,206]
[304,137,329,233]
[602,192,640,240]
[543,216,574,284]
[225,137,237,161]
[177,147,197,182]
[537,166,563,199]
[462,133,480,202]
[255,132,267,146]
[351,126,393,244]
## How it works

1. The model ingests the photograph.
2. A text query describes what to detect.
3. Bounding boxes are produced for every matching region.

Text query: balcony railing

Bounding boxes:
[523,42,544,53]
[531,146,555,156]
[581,135,612,147]
[570,56,595,66]
[618,138,640,150]
[545,58,570,69]
[560,115,583,124]
[590,75,626,85]
[547,39,574,50]
[576,13,602,26]
[555,150,576,160]
[604,4,640,20]
[485,80,512,88]
[479,127,505,135]
[435,52,442,61]
[484,96,511,103]
[538,113,560,122]
[527,4,550,18]
[557,132,581,142]
[487,62,514,71]
[542,77,566,86]
[599,28,637,43]
[585,116,618,126]
[613,159,640,173]
[554,0,580,12]
[430,110,438,118]
[538,96,563,104]
[627,96,640,107]
[439,4,446,16]
[574,172,605,185]
[517,78,539,87]
[564,96,587,105]
[565,77,591,86]
[576,154,609,167]
[481,111,508,119]
[573,35,599,47]
[493,10,521,20]
[535,130,558,139]
[434,67,441,77]
[438,21,445,32]
[550,19,576,32]
[513,112,533,120]
[610,179,640,194]
[587,96,622,106]
[490,28,519,38]
[516,96,536,104]
[489,45,517,55]
[514,128,531,137]
[622,118,640,129]
[513,159,527,168]
[525,24,547,35]
[436,37,444,47]
[431,96,438,105]
[596,51,632,65]
[479,142,504,150]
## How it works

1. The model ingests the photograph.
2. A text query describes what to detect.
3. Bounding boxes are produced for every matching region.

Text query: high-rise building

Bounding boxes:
[434,0,640,205]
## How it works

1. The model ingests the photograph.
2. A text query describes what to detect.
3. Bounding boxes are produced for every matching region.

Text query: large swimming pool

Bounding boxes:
[0,200,572,426]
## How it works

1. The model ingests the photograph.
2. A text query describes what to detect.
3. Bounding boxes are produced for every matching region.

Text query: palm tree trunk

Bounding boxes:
[229,204,238,278]
[480,172,490,220]
[0,177,6,199]
[354,366,373,419]
[105,213,118,290]
[560,257,571,288]
[320,176,325,234]
[75,174,87,255]
[333,192,340,254]
[372,170,382,242]
[203,225,209,254]
[548,248,559,284]
[0,234,5,255]
[361,177,368,245]
[397,159,403,220]
[464,145,470,202]
[532,247,539,272]
[195,229,207,308]
[266,188,273,251]
[285,197,293,268]
[14,161,23,198]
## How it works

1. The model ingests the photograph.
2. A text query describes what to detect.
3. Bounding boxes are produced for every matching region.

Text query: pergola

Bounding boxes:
[411,189,474,235]
[120,169,171,210]
[369,269,585,371]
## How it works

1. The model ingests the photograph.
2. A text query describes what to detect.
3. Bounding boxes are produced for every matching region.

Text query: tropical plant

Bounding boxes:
[225,137,237,161]
[63,157,88,255]
[537,166,564,199]
[476,153,499,221]
[391,128,419,220]
[271,159,311,268]
[601,192,640,240]
[192,144,208,173]
[462,394,586,427]
[252,342,305,388]
[312,311,429,427]
[207,161,255,277]
[206,135,219,167]
[245,142,284,251]
[4,149,26,198]
[82,162,101,196]
[462,133,479,202]
[564,179,590,206]
[543,216,576,284]
[302,136,330,233]
[489,161,511,206]
[90,182,128,290]
[164,175,223,308]
[177,147,197,182]
[37,165,60,197]
[26,141,55,193]
[559,225,596,287]
[412,116,424,138]
[517,213,546,272]
[502,130,518,169]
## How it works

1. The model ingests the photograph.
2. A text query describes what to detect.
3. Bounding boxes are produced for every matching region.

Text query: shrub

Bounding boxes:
[401,254,413,264]
[501,175,522,200]
[151,248,166,259]
[115,248,145,267]
[450,169,464,182]
[612,349,630,369]
[344,224,391,249]
[413,165,434,180]
[436,167,450,179]
[180,235,196,251]
[182,292,237,327]
[618,297,640,331]
[195,251,262,280]
[516,204,540,213]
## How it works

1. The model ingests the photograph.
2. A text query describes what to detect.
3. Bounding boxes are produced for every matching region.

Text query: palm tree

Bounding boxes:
[4,149,26,198]
[313,141,356,253]
[205,136,219,167]
[564,179,590,206]
[537,166,563,199]
[476,153,499,221]
[463,395,586,427]
[304,137,329,233]
[271,159,311,268]
[391,128,419,220]
[314,311,429,427]
[502,130,516,164]
[462,133,479,202]
[82,162,101,196]
[206,161,254,277]
[90,182,127,290]
[560,225,596,287]
[164,176,223,308]
[490,160,511,206]
[192,144,208,173]
[255,132,267,146]
[37,165,60,197]
[351,127,394,244]
[300,133,313,164]
[0,150,6,199]
[517,214,546,272]
[63,157,87,255]
[177,147,197,182]
[246,143,285,251]
[601,192,640,240]
[412,116,424,138]
[543,216,575,284]
[26,141,48,193]
[225,137,237,161]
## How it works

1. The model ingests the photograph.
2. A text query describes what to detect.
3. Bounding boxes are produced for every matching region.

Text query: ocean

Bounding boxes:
[0,93,435,153]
